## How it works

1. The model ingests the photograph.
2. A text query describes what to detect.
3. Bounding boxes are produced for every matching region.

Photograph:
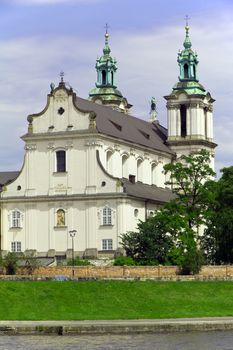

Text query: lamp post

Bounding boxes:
[69,229,77,279]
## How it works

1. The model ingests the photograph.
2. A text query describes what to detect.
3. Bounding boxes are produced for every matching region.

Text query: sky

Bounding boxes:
[0,0,232,176]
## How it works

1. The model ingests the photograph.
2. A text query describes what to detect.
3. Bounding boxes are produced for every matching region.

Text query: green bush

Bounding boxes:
[3,252,20,275]
[113,256,135,266]
[134,259,159,266]
[66,257,91,266]
[179,248,204,275]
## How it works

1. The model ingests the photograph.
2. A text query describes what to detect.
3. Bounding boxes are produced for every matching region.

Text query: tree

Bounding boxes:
[164,149,215,230]
[120,211,175,265]
[202,166,233,264]
[121,150,214,273]
[3,252,20,275]
[163,150,215,273]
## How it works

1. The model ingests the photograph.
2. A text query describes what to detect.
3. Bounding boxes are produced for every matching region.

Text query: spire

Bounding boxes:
[89,26,132,113]
[177,18,199,82]
[103,24,111,56]
[183,24,192,50]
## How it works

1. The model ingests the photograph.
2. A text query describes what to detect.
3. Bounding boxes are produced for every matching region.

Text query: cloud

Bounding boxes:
[0,11,232,173]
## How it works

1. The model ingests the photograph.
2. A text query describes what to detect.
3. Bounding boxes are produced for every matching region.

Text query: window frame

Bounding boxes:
[9,209,23,229]
[102,206,112,226]
[102,239,113,250]
[56,150,66,173]
[56,208,66,227]
[11,241,22,252]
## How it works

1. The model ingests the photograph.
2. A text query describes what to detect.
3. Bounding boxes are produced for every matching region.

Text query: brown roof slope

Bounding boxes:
[121,179,175,203]
[75,97,173,155]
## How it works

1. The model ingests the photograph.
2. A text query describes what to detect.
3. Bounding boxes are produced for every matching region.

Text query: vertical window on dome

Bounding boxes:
[56,150,66,172]
[180,105,187,137]
[184,64,189,79]
[102,70,106,85]
[193,65,196,80]
[111,71,114,85]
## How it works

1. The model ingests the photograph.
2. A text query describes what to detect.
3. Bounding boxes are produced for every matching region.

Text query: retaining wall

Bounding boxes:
[15,265,233,279]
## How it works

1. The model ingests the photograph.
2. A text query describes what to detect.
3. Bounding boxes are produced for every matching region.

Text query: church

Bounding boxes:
[0,25,216,260]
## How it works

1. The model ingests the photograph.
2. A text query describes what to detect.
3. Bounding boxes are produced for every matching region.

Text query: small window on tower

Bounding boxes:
[180,105,187,137]
[111,72,114,85]
[184,64,189,79]
[193,65,196,80]
[102,70,107,85]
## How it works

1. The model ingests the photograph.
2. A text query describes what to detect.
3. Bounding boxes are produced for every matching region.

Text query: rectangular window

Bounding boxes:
[11,210,21,228]
[56,150,66,172]
[102,207,112,225]
[102,239,113,250]
[11,241,21,252]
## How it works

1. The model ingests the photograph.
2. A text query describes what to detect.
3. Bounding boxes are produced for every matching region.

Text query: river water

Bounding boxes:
[1,331,233,349]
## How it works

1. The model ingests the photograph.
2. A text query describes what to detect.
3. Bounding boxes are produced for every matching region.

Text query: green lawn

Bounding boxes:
[1,280,233,320]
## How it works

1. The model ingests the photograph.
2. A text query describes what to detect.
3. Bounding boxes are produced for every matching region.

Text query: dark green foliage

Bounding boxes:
[66,257,91,266]
[121,150,214,273]
[3,253,20,275]
[202,166,233,264]
[113,256,135,266]
[164,149,215,230]
[121,213,174,265]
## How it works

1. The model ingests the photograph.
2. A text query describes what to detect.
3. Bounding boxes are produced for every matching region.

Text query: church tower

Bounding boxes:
[164,23,217,164]
[89,28,131,113]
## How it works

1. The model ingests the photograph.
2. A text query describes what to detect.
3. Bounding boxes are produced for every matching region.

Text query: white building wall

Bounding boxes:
[1,85,173,255]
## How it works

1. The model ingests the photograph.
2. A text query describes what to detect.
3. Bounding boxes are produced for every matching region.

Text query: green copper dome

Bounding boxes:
[89,30,131,112]
[177,25,199,82]
[171,25,207,97]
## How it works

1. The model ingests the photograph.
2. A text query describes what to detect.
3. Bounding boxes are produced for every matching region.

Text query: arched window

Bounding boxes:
[180,105,187,137]
[102,70,106,85]
[137,158,143,182]
[122,154,128,178]
[106,150,113,174]
[56,209,65,226]
[102,206,112,226]
[56,150,66,172]
[184,64,189,79]
[10,209,22,228]
[151,163,156,185]
[111,72,114,85]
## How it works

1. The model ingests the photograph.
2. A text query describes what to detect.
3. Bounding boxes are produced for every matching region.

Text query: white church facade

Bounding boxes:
[0,25,216,259]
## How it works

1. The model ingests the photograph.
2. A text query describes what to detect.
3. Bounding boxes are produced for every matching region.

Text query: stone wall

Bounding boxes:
[16,265,233,279]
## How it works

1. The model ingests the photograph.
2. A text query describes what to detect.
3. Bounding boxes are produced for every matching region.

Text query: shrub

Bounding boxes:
[113,256,135,266]
[179,248,204,275]
[23,251,40,275]
[66,257,91,266]
[3,252,20,275]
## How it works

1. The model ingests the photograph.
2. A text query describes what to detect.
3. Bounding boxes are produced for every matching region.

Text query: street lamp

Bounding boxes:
[69,229,77,279]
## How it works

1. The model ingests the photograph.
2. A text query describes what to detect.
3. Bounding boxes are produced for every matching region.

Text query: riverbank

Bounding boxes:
[1,318,233,335]
[1,280,233,320]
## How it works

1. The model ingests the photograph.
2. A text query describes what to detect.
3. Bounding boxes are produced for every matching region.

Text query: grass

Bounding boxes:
[0,280,233,320]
